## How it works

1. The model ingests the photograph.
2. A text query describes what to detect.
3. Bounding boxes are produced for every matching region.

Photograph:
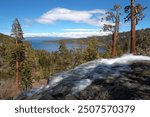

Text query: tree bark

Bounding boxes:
[111,32,117,57]
[111,9,119,58]
[15,39,19,93]
[131,0,136,54]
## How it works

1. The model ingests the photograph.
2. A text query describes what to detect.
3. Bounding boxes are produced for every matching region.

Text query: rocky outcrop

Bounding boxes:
[15,54,150,100]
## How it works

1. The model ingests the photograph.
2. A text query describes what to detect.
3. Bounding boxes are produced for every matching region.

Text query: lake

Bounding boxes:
[25,37,106,53]
[25,37,80,52]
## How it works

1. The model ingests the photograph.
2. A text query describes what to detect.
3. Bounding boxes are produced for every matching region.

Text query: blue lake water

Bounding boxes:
[25,37,80,52]
[25,37,106,53]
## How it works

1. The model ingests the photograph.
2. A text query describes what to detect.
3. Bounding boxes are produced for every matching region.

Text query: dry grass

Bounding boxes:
[0,79,17,99]
[0,78,47,99]
[32,79,47,88]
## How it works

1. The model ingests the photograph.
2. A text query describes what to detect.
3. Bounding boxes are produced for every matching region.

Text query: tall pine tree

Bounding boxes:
[124,0,147,54]
[102,4,121,57]
[11,18,24,93]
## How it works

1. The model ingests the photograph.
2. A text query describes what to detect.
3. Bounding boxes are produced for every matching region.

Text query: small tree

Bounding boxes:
[58,40,71,71]
[59,40,68,55]
[19,59,32,91]
[102,4,121,57]
[11,18,24,93]
[124,0,147,54]
[83,37,100,61]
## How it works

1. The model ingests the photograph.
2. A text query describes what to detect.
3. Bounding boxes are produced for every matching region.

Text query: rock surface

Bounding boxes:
[15,54,150,100]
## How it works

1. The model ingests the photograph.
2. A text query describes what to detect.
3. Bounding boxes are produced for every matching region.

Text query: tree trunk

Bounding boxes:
[131,0,136,54]
[15,39,19,93]
[111,32,117,57]
[111,10,119,58]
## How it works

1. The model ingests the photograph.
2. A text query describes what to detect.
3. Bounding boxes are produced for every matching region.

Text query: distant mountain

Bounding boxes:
[25,37,71,41]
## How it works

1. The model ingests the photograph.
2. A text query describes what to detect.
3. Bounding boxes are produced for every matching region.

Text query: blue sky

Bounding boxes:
[0,0,149,38]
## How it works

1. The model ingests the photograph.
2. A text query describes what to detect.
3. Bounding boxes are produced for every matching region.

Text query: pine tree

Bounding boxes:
[102,4,121,57]
[11,18,24,93]
[59,40,68,55]
[11,18,24,43]
[19,59,32,91]
[124,0,147,54]
[58,40,71,71]
[84,37,100,61]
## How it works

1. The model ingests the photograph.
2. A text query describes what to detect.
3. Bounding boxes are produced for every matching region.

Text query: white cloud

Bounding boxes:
[24,33,51,37]
[50,31,111,38]
[63,28,100,32]
[35,7,109,26]
[24,30,111,38]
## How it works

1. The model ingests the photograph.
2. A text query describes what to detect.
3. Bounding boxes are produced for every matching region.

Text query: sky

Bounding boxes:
[0,0,149,38]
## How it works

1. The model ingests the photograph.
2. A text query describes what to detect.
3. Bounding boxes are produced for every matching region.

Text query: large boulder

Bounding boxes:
[15,54,150,100]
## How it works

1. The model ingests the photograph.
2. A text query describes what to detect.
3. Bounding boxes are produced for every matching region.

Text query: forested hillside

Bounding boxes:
[45,28,150,56]
[0,28,150,99]
[0,33,101,99]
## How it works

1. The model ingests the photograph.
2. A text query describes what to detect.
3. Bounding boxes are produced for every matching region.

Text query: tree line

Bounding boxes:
[0,30,102,94]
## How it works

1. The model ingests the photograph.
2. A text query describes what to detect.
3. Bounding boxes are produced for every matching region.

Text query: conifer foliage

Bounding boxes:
[84,37,100,61]
[11,18,24,42]
[58,40,72,71]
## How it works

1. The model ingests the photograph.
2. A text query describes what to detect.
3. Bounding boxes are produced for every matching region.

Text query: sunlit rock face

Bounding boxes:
[15,54,150,100]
